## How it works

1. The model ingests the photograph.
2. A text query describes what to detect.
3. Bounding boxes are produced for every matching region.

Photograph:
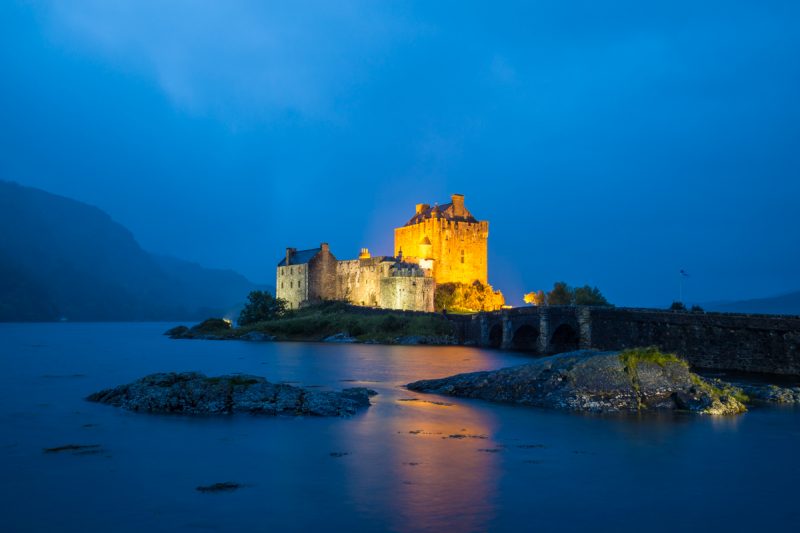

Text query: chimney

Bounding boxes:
[415,203,430,214]
[320,242,330,254]
[451,194,465,216]
[285,247,295,265]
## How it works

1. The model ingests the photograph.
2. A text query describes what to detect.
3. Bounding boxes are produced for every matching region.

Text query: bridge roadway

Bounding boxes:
[448,306,800,376]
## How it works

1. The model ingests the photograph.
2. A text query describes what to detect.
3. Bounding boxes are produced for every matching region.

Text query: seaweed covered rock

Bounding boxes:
[407,348,746,415]
[88,372,376,417]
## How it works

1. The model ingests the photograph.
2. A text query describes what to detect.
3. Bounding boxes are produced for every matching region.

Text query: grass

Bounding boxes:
[619,346,688,371]
[690,374,750,404]
[620,347,749,406]
[233,301,454,342]
[619,347,689,409]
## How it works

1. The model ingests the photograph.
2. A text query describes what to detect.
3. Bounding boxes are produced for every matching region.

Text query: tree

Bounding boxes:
[434,281,505,312]
[523,290,547,306]
[547,281,574,306]
[238,290,287,325]
[669,301,686,311]
[434,283,457,312]
[573,285,611,306]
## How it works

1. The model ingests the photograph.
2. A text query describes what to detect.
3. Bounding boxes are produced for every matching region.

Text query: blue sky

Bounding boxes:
[2,0,799,306]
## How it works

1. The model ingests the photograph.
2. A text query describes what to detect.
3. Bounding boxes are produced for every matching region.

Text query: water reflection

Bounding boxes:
[345,394,500,532]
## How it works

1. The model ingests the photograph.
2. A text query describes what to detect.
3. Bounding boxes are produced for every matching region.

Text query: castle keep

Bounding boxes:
[276,194,487,312]
[394,194,488,285]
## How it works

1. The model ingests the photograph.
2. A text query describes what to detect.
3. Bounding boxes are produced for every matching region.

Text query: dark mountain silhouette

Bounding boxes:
[704,291,800,316]
[0,180,266,321]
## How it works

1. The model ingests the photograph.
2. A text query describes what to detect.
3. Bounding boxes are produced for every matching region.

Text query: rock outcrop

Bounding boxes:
[322,333,357,343]
[239,331,276,342]
[395,335,457,345]
[165,319,234,340]
[407,350,747,415]
[88,372,376,417]
[733,382,800,404]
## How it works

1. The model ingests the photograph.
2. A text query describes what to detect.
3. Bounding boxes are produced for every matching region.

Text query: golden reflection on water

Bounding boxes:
[347,398,500,532]
[336,345,508,532]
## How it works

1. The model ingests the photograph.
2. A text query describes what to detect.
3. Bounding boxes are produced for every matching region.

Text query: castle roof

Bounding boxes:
[404,200,478,226]
[278,247,320,266]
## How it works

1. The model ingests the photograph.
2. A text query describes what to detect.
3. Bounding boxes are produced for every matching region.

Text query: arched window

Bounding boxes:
[460,250,465,264]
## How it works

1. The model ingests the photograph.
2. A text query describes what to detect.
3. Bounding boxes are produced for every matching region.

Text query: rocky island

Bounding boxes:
[407,348,749,415]
[87,372,376,417]
[165,302,457,345]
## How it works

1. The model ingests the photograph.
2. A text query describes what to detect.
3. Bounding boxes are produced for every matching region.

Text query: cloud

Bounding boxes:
[39,0,415,123]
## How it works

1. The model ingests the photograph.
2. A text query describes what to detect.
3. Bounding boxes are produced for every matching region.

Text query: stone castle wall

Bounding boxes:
[336,258,392,307]
[278,248,433,312]
[306,246,338,302]
[379,275,435,312]
[276,263,308,310]
[394,218,488,285]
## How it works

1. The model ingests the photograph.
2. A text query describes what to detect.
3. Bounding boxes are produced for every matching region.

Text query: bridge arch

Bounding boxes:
[488,323,503,348]
[511,324,540,351]
[550,323,579,353]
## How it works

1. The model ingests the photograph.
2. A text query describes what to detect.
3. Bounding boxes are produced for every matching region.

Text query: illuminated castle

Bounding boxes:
[276,194,487,312]
[276,244,434,311]
[394,194,488,285]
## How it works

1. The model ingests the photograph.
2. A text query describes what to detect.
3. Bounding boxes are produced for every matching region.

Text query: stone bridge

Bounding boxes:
[449,307,800,376]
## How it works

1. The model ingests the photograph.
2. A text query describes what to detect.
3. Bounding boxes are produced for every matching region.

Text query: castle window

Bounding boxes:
[461,250,465,264]
[281,282,284,289]
[290,281,293,288]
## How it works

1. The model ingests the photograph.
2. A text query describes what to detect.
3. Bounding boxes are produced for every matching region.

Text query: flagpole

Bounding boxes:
[678,270,689,305]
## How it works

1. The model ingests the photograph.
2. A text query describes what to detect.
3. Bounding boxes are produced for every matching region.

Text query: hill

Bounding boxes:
[0,180,264,321]
[704,291,800,316]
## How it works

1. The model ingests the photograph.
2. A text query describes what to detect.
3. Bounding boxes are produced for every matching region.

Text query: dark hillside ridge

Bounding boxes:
[0,180,263,321]
[704,291,800,316]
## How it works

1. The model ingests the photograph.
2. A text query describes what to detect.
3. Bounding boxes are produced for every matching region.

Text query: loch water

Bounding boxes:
[1,323,798,532]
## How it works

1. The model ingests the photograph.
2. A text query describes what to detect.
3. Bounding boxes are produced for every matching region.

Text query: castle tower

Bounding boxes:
[393,194,488,285]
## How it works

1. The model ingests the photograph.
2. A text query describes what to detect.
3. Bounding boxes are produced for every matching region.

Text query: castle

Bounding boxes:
[276,194,488,312]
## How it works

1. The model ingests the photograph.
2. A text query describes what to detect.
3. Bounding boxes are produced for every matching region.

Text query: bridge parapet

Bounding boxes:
[460,306,800,375]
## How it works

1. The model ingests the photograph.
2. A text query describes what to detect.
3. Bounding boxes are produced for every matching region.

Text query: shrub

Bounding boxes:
[547,282,573,306]
[191,318,231,333]
[523,290,547,306]
[238,291,287,325]
[346,319,366,337]
[379,315,407,333]
[573,285,611,306]
[669,301,687,311]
